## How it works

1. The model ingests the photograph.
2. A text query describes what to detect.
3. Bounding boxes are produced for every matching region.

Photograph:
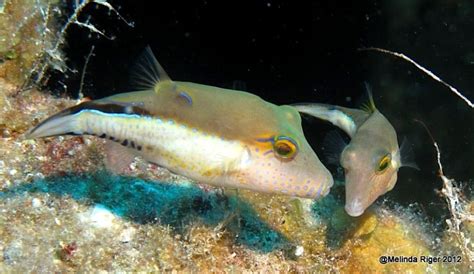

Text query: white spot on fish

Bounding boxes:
[345,198,364,217]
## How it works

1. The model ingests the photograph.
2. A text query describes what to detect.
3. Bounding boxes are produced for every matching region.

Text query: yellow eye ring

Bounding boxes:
[377,154,391,173]
[273,136,298,159]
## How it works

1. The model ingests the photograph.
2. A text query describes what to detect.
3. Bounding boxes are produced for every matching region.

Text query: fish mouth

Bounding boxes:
[344,199,365,217]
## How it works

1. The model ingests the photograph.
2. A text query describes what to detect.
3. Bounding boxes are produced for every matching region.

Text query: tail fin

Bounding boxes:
[25,98,150,140]
[25,101,100,139]
[292,103,358,137]
[25,110,81,139]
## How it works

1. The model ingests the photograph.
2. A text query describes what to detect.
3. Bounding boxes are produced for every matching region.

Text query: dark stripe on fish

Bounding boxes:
[106,136,142,152]
[65,101,151,117]
[256,136,275,143]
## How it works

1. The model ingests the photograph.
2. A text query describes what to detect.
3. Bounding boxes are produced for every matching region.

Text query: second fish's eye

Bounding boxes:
[273,136,298,159]
[377,154,391,173]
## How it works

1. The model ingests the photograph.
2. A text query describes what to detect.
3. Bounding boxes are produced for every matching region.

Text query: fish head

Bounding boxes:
[237,105,334,199]
[340,111,401,217]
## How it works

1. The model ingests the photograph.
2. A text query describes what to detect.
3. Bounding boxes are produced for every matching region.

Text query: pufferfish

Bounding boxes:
[26,47,334,200]
[293,85,417,216]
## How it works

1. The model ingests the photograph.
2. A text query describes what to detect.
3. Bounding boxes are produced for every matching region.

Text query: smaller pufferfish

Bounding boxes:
[293,84,417,217]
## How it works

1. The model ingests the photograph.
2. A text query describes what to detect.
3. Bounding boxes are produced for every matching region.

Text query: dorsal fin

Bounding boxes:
[360,82,376,114]
[129,46,171,90]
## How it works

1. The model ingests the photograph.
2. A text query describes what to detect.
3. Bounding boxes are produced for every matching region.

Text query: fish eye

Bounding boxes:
[377,154,391,173]
[273,136,298,159]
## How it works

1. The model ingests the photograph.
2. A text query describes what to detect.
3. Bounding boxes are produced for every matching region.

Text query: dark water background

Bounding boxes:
[48,0,473,222]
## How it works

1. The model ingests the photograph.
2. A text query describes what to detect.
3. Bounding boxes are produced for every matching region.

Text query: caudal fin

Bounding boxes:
[25,98,151,140]
[24,102,88,139]
[292,103,359,137]
[25,110,82,139]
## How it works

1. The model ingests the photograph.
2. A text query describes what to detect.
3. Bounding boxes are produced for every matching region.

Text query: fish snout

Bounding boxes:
[345,198,365,217]
[321,168,334,196]
[344,173,371,217]
[296,158,334,199]
[308,161,334,197]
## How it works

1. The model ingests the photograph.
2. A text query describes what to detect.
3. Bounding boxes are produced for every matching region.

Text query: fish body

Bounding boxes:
[294,87,414,216]
[26,48,334,199]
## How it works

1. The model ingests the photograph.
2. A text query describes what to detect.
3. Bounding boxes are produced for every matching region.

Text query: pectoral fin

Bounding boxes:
[104,140,137,174]
[323,130,349,165]
[398,137,419,170]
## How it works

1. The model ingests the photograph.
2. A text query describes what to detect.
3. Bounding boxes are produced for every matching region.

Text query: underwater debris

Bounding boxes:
[77,45,95,100]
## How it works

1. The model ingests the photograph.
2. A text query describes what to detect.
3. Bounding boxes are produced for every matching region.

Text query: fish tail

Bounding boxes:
[292,103,358,137]
[25,98,152,140]
[25,109,83,139]
[25,101,103,139]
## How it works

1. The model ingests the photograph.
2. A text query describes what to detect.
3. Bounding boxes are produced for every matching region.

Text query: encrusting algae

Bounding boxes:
[0,0,472,272]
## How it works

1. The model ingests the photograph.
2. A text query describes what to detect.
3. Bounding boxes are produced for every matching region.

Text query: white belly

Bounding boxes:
[77,110,248,185]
